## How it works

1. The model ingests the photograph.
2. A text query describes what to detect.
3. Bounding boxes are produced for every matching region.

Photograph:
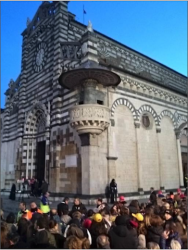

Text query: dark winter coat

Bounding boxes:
[110,182,117,194]
[40,182,48,194]
[71,203,87,215]
[150,191,157,205]
[51,233,65,248]
[57,202,69,217]
[146,225,163,245]
[108,225,138,249]
[9,184,16,201]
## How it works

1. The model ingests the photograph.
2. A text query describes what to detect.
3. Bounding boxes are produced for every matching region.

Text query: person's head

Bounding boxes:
[120,206,129,216]
[49,219,59,232]
[115,215,129,226]
[150,214,163,227]
[132,213,144,222]
[96,235,110,248]
[150,187,154,192]
[87,209,94,218]
[110,204,119,215]
[164,210,172,220]
[65,235,86,249]
[44,192,50,198]
[111,179,115,183]
[129,200,140,211]
[51,209,57,216]
[35,230,49,245]
[97,198,103,206]
[72,211,82,220]
[83,218,92,229]
[6,212,15,224]
[64,197,69,204]
[99,207,110,221]
[61,207,69,216]
[74,198,80,206]
[19,201,26,211]
[147,242,160,249]
[164,202,170,210]
[37,217,47,230]
[7,232,20,246]
[30,202,38,212]
[170,239,181,249]
[67,224,84,239]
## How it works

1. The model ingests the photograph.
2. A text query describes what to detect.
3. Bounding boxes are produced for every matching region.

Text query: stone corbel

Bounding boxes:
[134,121,140,129]
[156,127,161,133]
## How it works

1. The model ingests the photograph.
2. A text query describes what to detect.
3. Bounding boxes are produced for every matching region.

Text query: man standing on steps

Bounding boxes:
[57,197,69,217]
[40,192,50,214]
[150,187,157,206]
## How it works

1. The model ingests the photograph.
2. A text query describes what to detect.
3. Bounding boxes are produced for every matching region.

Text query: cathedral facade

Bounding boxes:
[1,2,187,201]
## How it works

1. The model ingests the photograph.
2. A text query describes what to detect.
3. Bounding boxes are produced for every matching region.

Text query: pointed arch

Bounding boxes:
[24,101,47,135]
[111,98,138,121]
[137,104,160,126]
[159,110,176,128]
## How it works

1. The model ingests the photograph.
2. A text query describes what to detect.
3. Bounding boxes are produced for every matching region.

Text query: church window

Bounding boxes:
[142,114,150,128]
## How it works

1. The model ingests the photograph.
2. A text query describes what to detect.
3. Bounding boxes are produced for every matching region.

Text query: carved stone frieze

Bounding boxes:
[120,76,187,107]
[69,104,110,135]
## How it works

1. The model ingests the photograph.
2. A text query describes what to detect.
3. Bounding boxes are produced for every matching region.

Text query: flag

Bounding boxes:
[83,9,86,14]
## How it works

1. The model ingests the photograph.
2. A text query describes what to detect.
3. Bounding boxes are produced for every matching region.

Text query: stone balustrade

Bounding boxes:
[69,104,110,135]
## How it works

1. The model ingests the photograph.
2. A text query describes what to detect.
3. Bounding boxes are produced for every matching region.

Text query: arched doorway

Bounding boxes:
[23,101,50,186]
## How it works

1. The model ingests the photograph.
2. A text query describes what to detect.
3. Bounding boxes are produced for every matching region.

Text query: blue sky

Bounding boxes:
[1,1,187,108]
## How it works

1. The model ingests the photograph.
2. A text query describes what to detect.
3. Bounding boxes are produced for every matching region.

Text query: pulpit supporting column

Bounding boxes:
[135,122,143,193]
[156,127,164,190]
[176,131,184,188]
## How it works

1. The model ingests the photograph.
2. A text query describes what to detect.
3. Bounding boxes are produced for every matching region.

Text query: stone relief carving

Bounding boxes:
[70,106,109,120]
[120,76,187,107]
[69,105,110,135]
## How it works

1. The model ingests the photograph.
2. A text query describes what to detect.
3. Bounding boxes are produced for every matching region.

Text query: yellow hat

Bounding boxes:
[92,213,103,223]
[132,213,144,222]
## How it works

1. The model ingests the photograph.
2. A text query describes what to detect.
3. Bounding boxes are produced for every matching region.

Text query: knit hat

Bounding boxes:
[83,218,92,229]
[115,215,129,226]
[132,213,144,222]
[119,196,126,202]
[92,213,103,223]
[130,220,139,228]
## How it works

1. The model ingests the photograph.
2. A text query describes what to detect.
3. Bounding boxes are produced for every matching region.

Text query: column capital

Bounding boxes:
[175,129,181,139]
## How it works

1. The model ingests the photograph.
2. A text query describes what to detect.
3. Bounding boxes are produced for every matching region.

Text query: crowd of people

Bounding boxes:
[1,186,187,249]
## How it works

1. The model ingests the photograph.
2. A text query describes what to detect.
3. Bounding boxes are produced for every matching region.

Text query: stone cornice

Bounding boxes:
[96,36,187,95]
[120,75,187,108]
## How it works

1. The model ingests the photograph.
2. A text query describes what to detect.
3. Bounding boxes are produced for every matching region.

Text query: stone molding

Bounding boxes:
[69,104,110,135]
[120,76,187,107]
[97,37,187,95]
